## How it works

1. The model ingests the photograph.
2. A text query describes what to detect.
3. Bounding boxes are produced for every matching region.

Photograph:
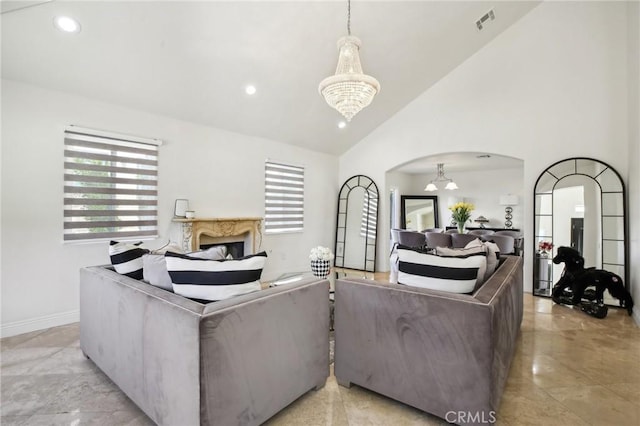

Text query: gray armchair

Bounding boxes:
[451,233,479,248]
[424,232,452,249]
[482,234,516,255]
[495,230,523,256]
[398,230,426,249]
[421,227,443,233]
[468,229,495,236]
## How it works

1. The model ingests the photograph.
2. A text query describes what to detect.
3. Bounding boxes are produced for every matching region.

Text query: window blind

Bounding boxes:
[264,161,304,233]
[63,127,160,241]
[361,189,378,239]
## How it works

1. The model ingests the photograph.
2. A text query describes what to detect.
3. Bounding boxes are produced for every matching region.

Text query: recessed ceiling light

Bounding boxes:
[337,121,347,129]
[245,85,257,95]
[54,16,81,33]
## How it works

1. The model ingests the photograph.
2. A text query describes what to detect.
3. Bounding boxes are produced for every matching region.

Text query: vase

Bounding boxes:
[311,259,331,278]
[457,222,466,234]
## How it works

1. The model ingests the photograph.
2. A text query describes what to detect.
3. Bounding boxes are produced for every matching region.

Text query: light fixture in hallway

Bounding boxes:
[424,163,458,191]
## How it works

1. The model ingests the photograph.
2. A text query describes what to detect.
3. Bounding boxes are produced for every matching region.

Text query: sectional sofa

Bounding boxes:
[80,265,330,426]
[334,255,523,425]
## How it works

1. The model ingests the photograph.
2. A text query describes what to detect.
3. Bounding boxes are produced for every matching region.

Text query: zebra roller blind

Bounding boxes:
[63,127,160,241]
[264,161,304,233]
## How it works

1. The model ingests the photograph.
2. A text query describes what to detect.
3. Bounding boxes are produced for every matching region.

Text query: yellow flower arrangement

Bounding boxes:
[449,202,475,226]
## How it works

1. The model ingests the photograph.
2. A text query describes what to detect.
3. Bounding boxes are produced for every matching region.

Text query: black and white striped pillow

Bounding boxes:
[397,247,486,294]
[166,251,267,301]
[109,241,149,280]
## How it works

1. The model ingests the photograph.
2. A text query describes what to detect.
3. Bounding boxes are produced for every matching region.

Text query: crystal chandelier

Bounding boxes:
[424,163,459,191]
[318,0,380,121]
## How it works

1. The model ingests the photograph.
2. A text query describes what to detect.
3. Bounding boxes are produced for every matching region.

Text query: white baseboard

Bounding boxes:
[633,309,640,327]
[1,310,79,338]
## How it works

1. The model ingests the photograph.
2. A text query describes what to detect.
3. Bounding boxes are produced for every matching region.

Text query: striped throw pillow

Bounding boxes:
[397,247,486,294]
[109,241,149,280]
[166,251,267,301]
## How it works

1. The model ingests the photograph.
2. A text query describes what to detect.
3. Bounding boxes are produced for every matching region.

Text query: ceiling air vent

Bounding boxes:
[476,9,495,31]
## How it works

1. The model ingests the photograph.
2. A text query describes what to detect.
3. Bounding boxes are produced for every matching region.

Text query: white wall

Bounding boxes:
[404,167,524,230]
[1,79,338,337]
[627,1,640,325]
[339,2,630,295]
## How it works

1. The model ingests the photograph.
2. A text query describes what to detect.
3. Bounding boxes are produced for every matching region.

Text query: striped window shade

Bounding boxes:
[361,189,378,239]
[264,161,304,233]
[63,127,161,242]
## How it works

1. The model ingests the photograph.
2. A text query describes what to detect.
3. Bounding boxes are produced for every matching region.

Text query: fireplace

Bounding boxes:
[172,217,263,255]
[200,241,245,258]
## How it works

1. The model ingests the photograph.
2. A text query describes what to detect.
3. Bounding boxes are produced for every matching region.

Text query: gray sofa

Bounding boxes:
[80,266,330,426]
[334,256,523,425]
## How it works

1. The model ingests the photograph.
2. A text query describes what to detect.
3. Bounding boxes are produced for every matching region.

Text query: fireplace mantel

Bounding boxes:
[172,217,263,254]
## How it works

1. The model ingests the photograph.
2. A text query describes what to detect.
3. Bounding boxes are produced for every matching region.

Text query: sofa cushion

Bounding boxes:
[463,238,500,281]
[109,241,149,280]
[166,251,267,301]
[397,247,486,294]
[142,254,173,291]
[188,245,227,260]
[143,246,229,292]
[482,241,500,279]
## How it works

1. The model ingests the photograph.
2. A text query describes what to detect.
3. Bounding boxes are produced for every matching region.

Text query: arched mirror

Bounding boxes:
[335,175,379,272]
[533,158,627,305]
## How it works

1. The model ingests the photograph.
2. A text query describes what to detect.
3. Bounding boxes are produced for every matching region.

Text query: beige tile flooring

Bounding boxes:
[1,294,638,425]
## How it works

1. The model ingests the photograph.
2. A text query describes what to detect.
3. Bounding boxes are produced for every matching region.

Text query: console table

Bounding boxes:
[445,226,520,232]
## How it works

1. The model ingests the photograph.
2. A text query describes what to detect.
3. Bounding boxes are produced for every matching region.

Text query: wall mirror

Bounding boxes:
[400,195,439,230]
[335,175,379,272]
[533,158,626,305]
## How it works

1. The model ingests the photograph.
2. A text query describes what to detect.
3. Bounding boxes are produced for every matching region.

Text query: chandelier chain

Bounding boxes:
[347,0,351,35]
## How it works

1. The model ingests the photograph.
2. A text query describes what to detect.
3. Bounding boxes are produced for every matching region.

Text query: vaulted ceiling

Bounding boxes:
[1,1,540,155]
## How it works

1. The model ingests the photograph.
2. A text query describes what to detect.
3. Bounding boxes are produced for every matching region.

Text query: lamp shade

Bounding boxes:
[499,195,519,206]
[445,181,458,190]
[424,183,438,192]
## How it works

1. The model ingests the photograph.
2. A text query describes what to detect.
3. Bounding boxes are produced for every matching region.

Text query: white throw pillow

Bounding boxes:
[109,241,149,280]
[482,241,500,280]
[397,247,486,294]
[188,245,227,260]
[166,251,266,301]
[142,254,173,291]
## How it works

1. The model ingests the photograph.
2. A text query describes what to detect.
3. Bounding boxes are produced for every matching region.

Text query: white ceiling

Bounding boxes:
[1,1,540,155]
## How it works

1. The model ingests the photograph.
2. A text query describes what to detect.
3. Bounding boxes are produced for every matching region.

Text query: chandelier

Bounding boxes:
[424,163,459,191]
[318,0,380,121]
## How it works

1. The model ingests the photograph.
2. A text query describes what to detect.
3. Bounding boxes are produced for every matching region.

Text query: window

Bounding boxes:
[63,126,161,242]
[264,161,304,233]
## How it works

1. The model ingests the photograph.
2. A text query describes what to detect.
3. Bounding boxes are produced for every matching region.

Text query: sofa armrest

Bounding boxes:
[198,278,330,425]
[80,266,203,425]
[334,279,494,421]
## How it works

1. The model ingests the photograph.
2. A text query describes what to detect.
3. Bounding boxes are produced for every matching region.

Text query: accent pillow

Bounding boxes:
[435,245,486,258]
[462,238,499,282]
[482,241,500,280]
[397,247,486,294]
[150,242,184,255]
[142,254,173,291]
[166,251,267,301]
[188,245,227,260]
[109,241,149,280]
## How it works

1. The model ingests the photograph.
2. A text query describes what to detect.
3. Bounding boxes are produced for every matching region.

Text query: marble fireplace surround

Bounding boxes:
[172,217,263,255]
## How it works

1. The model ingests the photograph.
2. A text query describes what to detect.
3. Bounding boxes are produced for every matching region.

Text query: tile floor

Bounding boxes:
[1,294,639,425]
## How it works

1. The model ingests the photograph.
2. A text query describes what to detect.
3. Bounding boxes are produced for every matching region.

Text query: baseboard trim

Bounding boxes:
[1,310,79,338]
[633,309,640,327]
